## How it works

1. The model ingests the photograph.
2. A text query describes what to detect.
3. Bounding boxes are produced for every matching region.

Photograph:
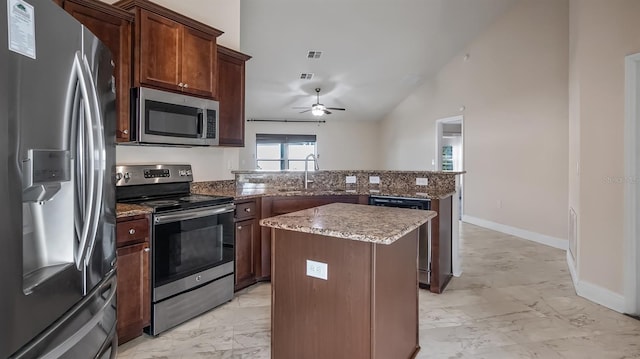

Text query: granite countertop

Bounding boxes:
[192,186,455,201]
[260,203,437,245]
[116,203,153,218]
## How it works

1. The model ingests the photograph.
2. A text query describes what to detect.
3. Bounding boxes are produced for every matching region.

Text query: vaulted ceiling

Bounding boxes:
[240,0,521,122]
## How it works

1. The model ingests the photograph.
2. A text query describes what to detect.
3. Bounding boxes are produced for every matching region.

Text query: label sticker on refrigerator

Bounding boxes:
[7,0,36,59]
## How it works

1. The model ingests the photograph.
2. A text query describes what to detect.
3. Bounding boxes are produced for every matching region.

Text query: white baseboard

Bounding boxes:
[566,250,579,288]
[565,242,626,312]
[461,215,568,250]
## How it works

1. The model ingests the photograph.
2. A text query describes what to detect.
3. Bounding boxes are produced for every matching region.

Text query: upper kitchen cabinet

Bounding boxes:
[217,46,251,147]
[58,0,133,142]
[114,0,222,99]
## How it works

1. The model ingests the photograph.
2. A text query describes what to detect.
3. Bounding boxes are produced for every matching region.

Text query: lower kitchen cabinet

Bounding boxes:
[234,218,259,291]
[116,215,150,344]
[234,199,261,291]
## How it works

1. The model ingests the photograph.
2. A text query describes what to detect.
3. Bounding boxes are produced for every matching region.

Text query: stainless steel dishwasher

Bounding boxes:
[369,195,432,288]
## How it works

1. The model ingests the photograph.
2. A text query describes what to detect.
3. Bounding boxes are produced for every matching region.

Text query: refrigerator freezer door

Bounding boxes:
[10,273,117,359]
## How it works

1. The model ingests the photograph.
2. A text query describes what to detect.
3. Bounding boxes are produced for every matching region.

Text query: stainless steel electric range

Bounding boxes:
[116,164,235,335]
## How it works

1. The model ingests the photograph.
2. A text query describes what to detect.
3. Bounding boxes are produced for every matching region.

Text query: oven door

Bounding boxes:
[152,203,234,301]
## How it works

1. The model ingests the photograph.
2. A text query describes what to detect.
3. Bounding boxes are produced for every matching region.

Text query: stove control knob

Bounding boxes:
[124,172,131,180]
[179,170,187,176]
[186,169,192,176]
[115,173,123,181]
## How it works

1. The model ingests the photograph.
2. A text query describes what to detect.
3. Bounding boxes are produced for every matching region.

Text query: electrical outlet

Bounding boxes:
[369,176,380,184]
[346,176,356,184]
[416,177,428,186]
[306,260,328,280]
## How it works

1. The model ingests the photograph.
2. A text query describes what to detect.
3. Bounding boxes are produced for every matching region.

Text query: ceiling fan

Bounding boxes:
[293,88,346,116]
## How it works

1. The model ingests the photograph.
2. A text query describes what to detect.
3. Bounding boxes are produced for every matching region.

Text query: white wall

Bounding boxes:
[102,0,242,180]
[380,0,569,241]
[569,0,640,297]
[239,121,380,170]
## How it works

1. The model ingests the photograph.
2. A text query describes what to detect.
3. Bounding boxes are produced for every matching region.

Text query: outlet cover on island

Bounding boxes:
[345,176,357,184]
[416,177,428,186]
[306,259,328,280]
[369,176,380,184]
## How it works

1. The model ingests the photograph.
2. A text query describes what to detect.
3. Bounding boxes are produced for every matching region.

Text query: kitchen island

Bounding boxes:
[261,203,437,359]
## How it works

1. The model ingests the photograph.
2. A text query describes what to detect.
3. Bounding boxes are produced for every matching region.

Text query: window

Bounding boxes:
[256,134,317,171]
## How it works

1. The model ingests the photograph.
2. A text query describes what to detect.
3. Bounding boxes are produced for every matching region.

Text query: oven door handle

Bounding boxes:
[154,204,235,224]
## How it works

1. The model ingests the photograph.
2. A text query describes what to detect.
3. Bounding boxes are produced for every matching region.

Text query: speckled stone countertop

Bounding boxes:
[260,203,437,245]
[116,203,153,218]
[192,182,455,201]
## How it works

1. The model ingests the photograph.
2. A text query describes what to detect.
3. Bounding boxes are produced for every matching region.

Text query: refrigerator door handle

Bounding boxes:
[79,55,106,267]
[72,52,97,270]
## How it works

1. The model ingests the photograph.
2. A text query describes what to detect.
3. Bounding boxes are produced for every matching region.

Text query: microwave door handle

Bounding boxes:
[197,110,204,137]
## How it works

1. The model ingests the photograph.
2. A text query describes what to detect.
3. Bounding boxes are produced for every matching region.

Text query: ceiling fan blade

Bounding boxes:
[299,109,311,113]
[326,107,346,111]
[324,109,332,115]
[292,107,310,109]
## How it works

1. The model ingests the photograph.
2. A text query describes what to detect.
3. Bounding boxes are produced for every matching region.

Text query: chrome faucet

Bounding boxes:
[304,154,319,189]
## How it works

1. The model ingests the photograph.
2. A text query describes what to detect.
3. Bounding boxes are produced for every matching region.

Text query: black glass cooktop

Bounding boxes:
[123,193,234,213]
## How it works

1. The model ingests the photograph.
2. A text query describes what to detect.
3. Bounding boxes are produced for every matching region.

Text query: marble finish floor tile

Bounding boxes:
[118,223,640,358]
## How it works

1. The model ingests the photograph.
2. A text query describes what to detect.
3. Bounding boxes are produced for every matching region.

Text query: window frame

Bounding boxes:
[256,134,317,171]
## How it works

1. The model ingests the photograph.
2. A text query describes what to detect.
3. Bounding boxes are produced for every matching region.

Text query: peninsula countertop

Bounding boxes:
[260,202,437,245]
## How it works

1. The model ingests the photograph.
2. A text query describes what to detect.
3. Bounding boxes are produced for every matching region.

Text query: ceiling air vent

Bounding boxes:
[307,51,322,59]
[300,73,314,80]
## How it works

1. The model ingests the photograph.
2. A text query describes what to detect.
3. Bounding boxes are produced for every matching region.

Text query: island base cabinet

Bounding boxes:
[271,228,419,359]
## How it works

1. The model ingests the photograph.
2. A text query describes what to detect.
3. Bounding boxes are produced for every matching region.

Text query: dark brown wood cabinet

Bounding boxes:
[217,46,251,147]
[429,195,453,294]
[115,0,222,99]
[57,0,133,141]
[234,198,261,291]
[115,215,150,344]
[259,195,367,279]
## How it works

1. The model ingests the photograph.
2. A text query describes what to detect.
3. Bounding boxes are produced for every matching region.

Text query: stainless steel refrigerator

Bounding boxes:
[1,0,117,358]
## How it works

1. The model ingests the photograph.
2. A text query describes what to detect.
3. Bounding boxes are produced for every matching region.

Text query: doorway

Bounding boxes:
[435,115,464,276]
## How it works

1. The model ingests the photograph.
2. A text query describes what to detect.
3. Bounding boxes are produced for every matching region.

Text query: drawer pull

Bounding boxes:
[128,228,136,235]
[143,248,150,253]
[244,208,251,213]
[237,226,242,230]
[195,275,202,282]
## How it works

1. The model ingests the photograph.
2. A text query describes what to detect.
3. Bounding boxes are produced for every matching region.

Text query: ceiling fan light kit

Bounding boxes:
[294,88,346,117]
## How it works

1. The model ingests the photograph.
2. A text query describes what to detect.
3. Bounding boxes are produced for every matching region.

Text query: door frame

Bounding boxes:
[624,52,640,315]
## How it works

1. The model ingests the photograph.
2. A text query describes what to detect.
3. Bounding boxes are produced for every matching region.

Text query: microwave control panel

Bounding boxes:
[206,109,216,138]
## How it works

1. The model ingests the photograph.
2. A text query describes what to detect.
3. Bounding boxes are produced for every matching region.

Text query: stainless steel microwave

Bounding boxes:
[132,87,219,146]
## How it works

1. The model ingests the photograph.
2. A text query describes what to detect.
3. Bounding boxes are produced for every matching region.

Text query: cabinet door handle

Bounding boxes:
[178,82,184,88]
[122,129,129,135]
[129,228,136,235]
[143,248,150,253]
[237,226,242,230]
[183,83,189,89]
